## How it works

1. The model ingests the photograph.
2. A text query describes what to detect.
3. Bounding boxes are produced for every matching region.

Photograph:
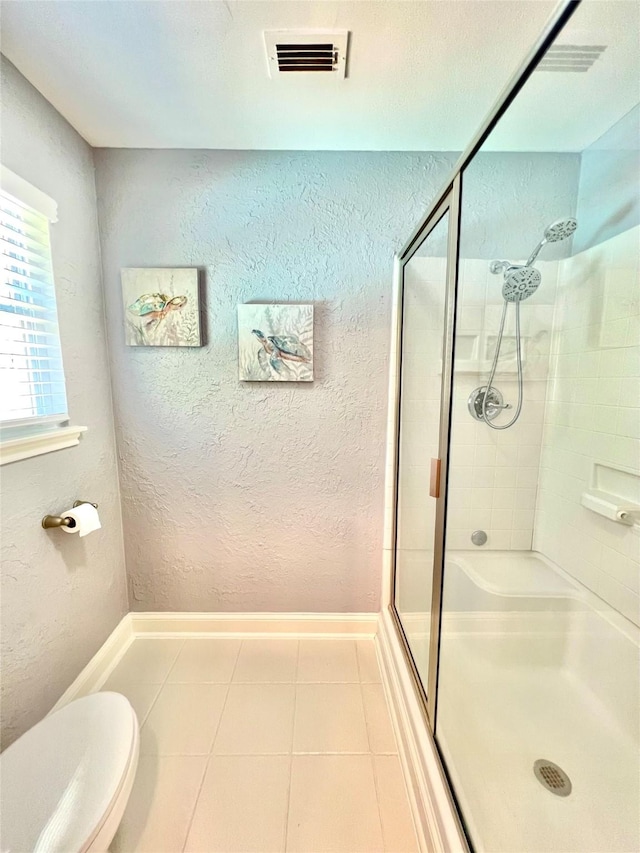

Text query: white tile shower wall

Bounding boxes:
[534,226,640,626]
[385,254,559,596]
[447,258,558,550]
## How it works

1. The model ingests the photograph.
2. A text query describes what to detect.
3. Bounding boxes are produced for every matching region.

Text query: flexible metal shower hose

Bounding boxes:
[481,299,524,430]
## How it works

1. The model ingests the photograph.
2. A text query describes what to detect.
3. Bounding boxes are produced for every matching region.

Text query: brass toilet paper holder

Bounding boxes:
[42,501,98,530]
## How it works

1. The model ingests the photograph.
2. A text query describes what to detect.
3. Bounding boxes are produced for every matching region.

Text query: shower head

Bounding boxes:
[502,265,542,302]
[489,216,577,301]
[527,217,578,265]
[544,217,578,243]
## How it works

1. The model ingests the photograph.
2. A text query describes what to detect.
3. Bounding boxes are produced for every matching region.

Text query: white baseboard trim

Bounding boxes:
[50,613,135,713]
[51,611,378,711]
[377,609,468,853]
[130,611,378,638]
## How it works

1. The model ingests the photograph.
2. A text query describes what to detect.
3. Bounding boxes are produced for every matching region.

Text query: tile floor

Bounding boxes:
[100,636,419,852]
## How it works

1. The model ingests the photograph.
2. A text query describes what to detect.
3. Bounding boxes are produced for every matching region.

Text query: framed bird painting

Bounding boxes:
[238,304,313,382]
[121,268,201,346]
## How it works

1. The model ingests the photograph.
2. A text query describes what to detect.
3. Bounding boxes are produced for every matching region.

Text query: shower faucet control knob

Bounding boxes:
[468,386,510,422]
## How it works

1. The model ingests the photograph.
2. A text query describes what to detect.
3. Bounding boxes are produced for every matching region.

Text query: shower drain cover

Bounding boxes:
[533,759,572,796]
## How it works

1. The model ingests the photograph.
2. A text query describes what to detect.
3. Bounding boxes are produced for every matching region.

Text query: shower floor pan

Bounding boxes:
[435,549,639,853]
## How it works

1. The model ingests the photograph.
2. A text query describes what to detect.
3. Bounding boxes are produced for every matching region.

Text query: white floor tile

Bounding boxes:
[293,683,369,753]
[111,755,207,853]
[141,683,228,755]
[374,755,419,852]
[362,684,397,754]
[233,639,298,683]
[107,638,184,683]
[185,756,290,852]
[287,755,384,852]
[297,639,359,682]
[213,684,295,754]
[107,638,418,853]
[100,681,161,728]
[167,638,241,683]
[357,639,382,682]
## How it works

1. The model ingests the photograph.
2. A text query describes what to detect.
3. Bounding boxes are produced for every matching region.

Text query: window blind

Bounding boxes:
[1,184,68,430]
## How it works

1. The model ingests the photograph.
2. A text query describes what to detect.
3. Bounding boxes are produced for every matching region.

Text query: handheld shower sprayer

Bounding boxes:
[468,217,577,429]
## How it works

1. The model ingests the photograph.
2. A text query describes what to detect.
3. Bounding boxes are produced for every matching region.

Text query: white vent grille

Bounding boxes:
[264,31,349,79]
[536,44,606,73]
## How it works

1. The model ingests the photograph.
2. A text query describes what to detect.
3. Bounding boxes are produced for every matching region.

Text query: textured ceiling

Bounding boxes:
[0,0,638,152]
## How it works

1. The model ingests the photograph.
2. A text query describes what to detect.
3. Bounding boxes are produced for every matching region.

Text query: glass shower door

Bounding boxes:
[434,2,640,849]
[393,197,456,720]
[391,3,638,851]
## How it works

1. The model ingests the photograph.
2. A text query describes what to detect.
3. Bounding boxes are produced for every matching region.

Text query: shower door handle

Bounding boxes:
[429,458,441,499]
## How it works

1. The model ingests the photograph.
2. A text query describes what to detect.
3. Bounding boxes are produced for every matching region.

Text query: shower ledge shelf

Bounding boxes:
[581,462,640,527]
[581,491,640,526]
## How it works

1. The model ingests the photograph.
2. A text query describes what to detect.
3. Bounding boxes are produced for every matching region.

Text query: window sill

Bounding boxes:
[0,425,88,466]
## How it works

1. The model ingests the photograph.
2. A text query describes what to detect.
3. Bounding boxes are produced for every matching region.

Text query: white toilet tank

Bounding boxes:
[0,692,139,853]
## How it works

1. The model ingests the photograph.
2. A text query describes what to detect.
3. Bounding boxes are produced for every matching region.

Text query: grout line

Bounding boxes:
[157,637,187,684]
[130,637,186,734]
[162,637,188,683]
[161,678,369,685]
[293,636,300,685]
[132,631,377,641]
[180,753,211,852]
[360,679,374,754]
[370,752,388,852]
[180,642,242,851]
[355,638,364,681]
[284,640,301,852]
[290,750,378,756]
[137,750,398,757]
[115,748,399,757]
[207,639,243,756]
[137,682,163,728]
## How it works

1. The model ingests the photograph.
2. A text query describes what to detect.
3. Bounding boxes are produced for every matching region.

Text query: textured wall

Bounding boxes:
[0,58,128,748]
[574,105,640,254]
[94,148,458,612]
[458,152,580,261]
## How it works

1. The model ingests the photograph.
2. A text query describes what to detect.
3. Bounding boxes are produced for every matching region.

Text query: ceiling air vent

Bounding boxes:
[264,31,349,79]
[536,44,606,73]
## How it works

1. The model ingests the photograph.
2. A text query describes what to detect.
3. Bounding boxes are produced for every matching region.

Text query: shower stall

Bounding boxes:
[386,1,640,850]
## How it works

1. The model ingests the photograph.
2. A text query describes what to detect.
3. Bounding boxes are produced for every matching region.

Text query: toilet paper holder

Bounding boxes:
[42,501,98,530]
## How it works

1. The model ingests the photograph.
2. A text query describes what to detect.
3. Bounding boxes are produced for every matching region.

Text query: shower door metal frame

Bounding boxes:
[388,0,583,737]
[389,179,461,731]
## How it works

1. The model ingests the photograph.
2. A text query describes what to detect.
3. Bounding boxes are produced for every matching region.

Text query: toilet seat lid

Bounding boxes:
[0,692,138,853]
